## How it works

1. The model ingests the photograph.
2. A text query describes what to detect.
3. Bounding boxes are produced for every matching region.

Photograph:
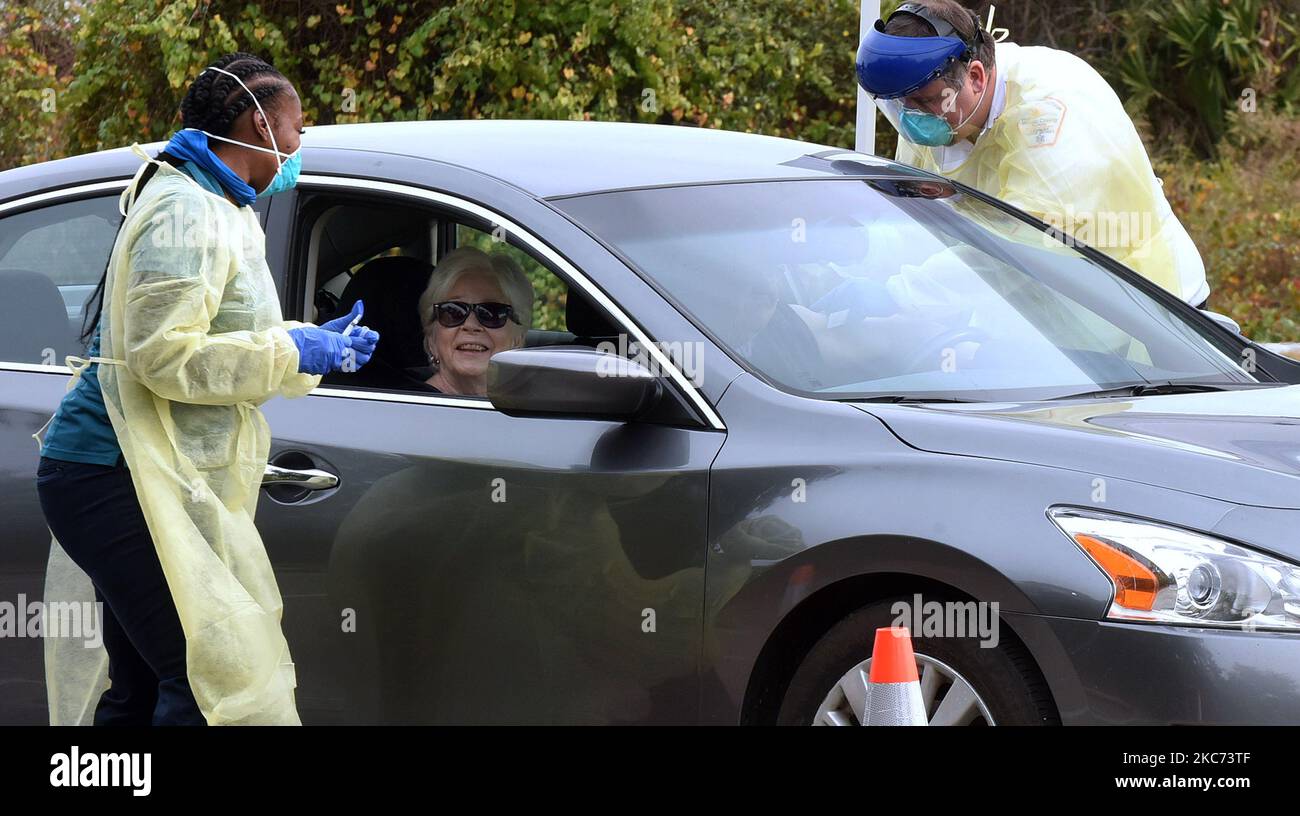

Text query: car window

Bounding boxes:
[299,197,437,323]
[297,190,629,398]
[0,195,121,365]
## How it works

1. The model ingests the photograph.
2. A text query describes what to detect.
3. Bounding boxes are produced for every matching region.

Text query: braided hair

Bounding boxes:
[79,52,291,345]
[178,51,293,136]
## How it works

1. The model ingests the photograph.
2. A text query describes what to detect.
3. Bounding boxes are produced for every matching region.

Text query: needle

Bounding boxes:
[342,311,363,337]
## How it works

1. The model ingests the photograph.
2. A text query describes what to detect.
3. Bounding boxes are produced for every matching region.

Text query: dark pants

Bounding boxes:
[36,456,206,726]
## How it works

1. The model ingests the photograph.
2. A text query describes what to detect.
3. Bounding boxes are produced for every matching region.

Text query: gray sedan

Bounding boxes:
[3,120,1300,725]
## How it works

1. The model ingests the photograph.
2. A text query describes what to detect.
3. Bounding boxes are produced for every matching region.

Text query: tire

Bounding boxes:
[776,596,1059,726]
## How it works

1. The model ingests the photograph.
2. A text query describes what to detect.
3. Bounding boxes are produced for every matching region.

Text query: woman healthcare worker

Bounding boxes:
[32,52,379,725]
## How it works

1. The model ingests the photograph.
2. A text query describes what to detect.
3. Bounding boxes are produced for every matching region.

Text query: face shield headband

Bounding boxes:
[855,3,978,100]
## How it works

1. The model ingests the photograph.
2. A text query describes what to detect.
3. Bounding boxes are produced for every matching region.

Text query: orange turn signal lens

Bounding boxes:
[1074,534,1159,611]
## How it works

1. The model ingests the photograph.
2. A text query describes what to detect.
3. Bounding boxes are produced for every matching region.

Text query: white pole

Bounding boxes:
[854,0,881,154]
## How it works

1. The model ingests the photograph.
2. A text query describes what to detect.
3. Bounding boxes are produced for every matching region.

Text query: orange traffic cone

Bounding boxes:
[864,627,928,726]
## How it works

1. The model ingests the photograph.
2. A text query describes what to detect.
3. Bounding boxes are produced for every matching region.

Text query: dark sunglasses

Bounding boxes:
[431,300,521,330]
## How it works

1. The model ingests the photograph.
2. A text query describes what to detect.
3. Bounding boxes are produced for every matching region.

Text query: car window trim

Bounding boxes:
[1,176,727,430]
[0,182,506,412]
[0,184,509,411]
[0,180,127,217]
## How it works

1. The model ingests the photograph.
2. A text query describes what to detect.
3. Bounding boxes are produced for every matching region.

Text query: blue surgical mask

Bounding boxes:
[892,71,990,148]
[898,109,960,147]
[186,64,302,197]
[257,149,301,198]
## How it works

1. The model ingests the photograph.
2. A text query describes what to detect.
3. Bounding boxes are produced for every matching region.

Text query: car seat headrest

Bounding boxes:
[332,255,434,370]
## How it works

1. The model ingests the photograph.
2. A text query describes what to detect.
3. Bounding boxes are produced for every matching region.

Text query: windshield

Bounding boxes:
[556,178,1260,401]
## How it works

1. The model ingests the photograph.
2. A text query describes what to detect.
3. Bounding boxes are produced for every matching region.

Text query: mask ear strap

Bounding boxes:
[251,107,275,147]
[950,61,993,134]
[195,128,292,160]
[201,64,284,163]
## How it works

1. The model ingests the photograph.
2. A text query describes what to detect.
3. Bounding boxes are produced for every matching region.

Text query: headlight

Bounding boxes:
[1048,507,1300,631]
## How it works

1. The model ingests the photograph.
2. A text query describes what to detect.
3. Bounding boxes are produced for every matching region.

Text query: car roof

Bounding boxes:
[1,119,932,203]
[299,120,923,197]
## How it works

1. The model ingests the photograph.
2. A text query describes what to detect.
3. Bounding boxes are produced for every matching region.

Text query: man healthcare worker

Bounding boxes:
[856,0,1210,308]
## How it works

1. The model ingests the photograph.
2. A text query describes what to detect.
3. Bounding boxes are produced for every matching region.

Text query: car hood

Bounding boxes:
[854,385,1300,509]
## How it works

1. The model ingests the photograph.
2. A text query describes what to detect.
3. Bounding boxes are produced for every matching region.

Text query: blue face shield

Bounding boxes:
[856,13,970,100]
[856,4,987,147]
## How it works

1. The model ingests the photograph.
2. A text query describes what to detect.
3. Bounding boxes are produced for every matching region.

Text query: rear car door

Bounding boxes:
[0,170,276,724]
[0,183,124,723]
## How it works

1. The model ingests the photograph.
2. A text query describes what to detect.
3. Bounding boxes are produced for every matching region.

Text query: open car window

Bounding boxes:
[295,189,628,399]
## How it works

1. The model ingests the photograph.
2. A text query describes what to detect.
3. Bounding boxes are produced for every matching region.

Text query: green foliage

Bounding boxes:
[1159,111,1300,341]
[1114,0,1300,156]
[0,1,79,169]
[1,0,865,167]
[673,0,860,144]
[5,1,1298,167]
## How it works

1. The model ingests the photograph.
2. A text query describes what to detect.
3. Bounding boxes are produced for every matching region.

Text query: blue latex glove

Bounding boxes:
[288,326,358,375]
[339,328,380,372]
[320,299,365,334]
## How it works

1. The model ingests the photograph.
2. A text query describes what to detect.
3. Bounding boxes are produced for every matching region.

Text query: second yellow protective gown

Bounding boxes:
[894,41,1207,304]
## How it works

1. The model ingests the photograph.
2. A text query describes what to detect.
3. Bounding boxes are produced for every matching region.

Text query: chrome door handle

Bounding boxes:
[261,464,339,490]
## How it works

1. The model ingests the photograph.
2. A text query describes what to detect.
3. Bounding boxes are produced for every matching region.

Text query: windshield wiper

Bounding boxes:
[1054,381,1274,400]
[855,395,983,404]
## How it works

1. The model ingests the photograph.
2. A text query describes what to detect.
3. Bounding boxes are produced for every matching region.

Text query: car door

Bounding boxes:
[253,169,725,724]
[0,185,124,724]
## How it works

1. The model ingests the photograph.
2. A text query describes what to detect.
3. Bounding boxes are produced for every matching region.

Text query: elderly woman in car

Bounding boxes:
[417,246,534,396]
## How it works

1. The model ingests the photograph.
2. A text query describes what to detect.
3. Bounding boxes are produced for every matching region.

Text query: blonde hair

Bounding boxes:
[418,246,535,343]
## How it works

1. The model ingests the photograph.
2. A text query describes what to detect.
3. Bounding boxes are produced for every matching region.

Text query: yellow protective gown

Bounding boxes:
[35,143,322,725]
[895,41,1207,304]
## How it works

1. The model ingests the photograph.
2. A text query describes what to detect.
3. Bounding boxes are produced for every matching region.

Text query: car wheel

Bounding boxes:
[776,597,1059,726]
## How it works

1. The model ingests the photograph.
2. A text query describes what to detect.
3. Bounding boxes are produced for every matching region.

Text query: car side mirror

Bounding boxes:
[487,346,662,421]
[1200,309,1243,337]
